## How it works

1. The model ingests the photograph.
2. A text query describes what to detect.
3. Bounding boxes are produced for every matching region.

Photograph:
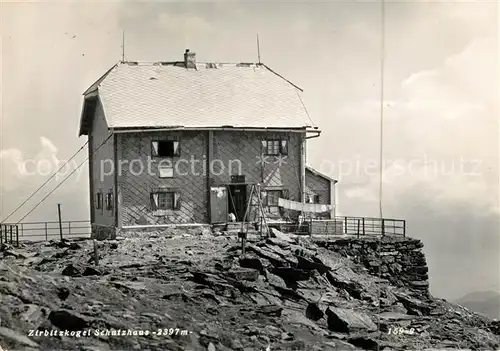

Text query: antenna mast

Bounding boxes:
[121,30,125,62]
[378,0,385,221]
[257,34,261,64]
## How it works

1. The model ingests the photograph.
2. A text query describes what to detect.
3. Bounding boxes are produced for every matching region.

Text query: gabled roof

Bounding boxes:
[79,61,316,136]
[306,165,338,183]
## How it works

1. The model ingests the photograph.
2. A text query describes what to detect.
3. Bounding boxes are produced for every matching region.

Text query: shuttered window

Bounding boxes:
[150,191,181,210]
[105,192,114,211]
[152,140,180,157]
[96,192,103,209]
[262,139,288,156]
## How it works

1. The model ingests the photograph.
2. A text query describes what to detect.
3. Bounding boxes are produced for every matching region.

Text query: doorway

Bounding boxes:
[228,184,247,221]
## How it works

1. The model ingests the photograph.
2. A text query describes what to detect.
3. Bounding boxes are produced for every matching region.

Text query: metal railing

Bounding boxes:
[310,216,406,237]
[0,224,19,247]
[0,220,91,242]
[265,216,405,237]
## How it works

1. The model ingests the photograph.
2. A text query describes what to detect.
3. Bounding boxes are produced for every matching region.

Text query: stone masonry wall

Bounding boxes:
[315,236,429,294]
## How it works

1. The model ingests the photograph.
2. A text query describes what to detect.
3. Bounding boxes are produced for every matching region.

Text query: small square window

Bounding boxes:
[152,140,180,157]
[262,139,288,156]
[151,191,181,210]
[158,164,174,178]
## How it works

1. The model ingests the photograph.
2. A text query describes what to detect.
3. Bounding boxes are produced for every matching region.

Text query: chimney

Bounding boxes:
[184,49,196,69]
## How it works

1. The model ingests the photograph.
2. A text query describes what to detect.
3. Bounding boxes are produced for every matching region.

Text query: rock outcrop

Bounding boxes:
[316,236,430,294]
[0,232,498,351]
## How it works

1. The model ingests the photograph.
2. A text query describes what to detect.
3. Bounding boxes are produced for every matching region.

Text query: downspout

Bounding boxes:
[331,180,338,219]
[207,131,214,223]
[300,134,306,204]
[88,133,95,226]
[301,130,321,202]
[302,130,320,224]
[113,133,119,229]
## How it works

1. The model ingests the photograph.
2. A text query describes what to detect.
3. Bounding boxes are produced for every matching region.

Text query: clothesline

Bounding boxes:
[278,198,333,213]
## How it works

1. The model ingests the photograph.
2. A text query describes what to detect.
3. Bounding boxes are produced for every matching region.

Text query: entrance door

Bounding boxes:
[228,184,247,221]
[210,187,228,224]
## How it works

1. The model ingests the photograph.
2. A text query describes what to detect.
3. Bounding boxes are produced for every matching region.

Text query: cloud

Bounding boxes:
[343,35,498,214]
[0,137,87,192]
[345,159,497,214]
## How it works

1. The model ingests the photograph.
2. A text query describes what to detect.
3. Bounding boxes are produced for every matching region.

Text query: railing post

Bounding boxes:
[381,219,385,236]
[16,226,19,247]
[344,216,347,234]
[403,220,406,237]
[9,226,13,244]
[0,225,3,247]
[362,218,365,235]
[69,221,72,236]
[45,222,48,241]
[356,219,360,238]
[58,204,63,242]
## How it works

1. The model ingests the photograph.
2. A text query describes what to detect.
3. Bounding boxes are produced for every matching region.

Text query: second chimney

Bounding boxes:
[184,49,196,69]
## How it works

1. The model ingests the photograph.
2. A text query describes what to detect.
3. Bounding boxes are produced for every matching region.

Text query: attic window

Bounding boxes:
[262,139,288,156]
[152,140,180,158]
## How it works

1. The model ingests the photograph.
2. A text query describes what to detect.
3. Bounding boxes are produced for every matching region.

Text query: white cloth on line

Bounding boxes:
[278,198,332,213]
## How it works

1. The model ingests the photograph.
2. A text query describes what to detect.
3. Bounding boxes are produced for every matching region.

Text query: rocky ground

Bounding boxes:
[0,228,499,351]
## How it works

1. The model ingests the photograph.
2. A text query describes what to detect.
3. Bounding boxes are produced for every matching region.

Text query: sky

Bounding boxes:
[0,0,498,301]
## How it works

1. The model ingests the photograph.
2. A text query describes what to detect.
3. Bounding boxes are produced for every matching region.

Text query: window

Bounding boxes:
[306,194,321,204]
[96,192,103,209]
[262,139,288,156]
[150,191,181,210]
[105,192,113,211]
[266,190,282,207]
[151,140,180,157]
[158,163,174,178]
[231,175,245,183]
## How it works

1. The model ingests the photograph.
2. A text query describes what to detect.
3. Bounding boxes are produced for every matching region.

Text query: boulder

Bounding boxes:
[256,304,283,317]
[270,267,312,282]
[325,308,377,333]
[326,272,363,300]
[20,304,46,325]
[0,327,39,348]
[323,340,357,350]
[57,287,70,301]
[48,309,90,331]
[61,263,85,277]
[112,281,147,292]
[246,245,288,267]
[82,266,102,276]
[266,272,287,289]
[239,257,265,273]
[269,228,295,244]
[227,268,260,282]
[68,242,81,250]
[347,336,379,351]
[3,248,28,259]
[278,340,305,350]
[305,302,324,321]
[297,256,329,275]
